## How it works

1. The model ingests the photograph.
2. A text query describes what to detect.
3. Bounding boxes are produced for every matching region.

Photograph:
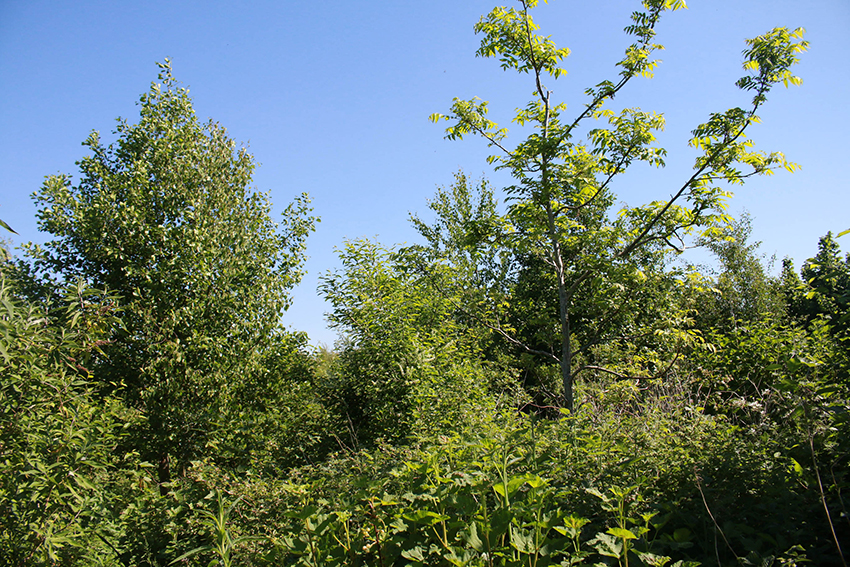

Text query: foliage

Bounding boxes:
[1,4,844,566]
[407,171,514,349]
[170,490,261,567]
[220,374,843,566]
[212,330,338,475]
[787,233,850,337]
[319,238,506,447]
[0,277,126,566]
[430,0,807,410]
[694,213,785,331]
[23,60,317,482]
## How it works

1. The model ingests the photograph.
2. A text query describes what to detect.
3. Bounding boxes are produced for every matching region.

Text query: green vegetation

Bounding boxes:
[2,2,847,566]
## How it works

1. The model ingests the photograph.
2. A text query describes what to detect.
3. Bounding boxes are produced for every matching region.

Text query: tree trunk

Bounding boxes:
[158,453,171,496]
[545,199,574,412]
[558,277,572,412]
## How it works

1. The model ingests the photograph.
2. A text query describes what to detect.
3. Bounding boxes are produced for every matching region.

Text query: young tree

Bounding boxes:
[25,60,316,488]
[696,213,786,330]
[408,173,514,353]
[320,235,506,445]
[409,173,677,405]
[788,232,850,336]
[431,0,806,410]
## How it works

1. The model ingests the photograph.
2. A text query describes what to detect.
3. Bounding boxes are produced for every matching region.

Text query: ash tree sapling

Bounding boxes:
[430,0,807,411]
[24,60,317,489]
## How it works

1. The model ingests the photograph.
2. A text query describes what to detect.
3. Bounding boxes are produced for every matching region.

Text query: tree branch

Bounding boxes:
[413,259,560,365]
[616,93,768,262]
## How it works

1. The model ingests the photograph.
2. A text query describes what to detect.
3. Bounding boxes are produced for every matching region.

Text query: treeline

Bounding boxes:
[2,1,848,566]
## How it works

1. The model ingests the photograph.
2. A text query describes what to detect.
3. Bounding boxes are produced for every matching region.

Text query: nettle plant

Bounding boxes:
[430,0,807,411]
[270,429,703,567]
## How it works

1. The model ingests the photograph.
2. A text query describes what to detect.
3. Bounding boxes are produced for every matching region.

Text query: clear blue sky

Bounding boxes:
[2,0,848,346]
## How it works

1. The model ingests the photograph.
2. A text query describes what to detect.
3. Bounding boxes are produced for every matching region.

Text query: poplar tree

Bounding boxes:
[26,61,316,486]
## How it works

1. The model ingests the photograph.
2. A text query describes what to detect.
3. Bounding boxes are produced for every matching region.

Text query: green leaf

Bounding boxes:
[401,546,426,561]
[170,545,211,564]
[592,532,624,558]
[403,509,449,526]
[0,217,17,234]
[511,528,537,554]
[462,521,485,553]
[607,527,638,540]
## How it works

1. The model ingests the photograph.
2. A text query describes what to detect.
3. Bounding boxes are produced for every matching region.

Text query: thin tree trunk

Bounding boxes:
[158,453,171,496]
[558,275,572,412]
[534,49,574,410]
[545,200,573,412]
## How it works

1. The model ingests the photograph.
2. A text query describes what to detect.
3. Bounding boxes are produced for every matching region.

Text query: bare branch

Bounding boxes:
[576,365,644,381]
[413,259,560,365]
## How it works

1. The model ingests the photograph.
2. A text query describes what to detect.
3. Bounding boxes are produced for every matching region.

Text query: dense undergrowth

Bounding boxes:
[2,271,847,566]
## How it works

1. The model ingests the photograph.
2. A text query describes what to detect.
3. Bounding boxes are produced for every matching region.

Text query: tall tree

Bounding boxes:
[25,60,316,487]
[431,0,806,410]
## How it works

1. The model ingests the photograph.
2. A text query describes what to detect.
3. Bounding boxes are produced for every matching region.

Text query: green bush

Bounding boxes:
[0,278,127,566]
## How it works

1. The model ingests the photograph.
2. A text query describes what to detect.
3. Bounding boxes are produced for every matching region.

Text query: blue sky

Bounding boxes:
[1,0,848,346]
